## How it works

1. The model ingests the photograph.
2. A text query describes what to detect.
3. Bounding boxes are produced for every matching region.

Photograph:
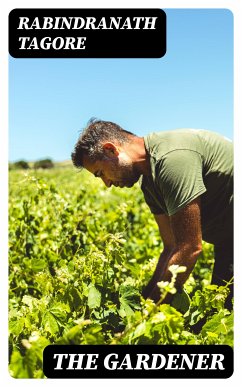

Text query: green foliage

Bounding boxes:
[171,288,191,314]
[10,160,30,170]
[34,158,54,169]
[9,168,233,378]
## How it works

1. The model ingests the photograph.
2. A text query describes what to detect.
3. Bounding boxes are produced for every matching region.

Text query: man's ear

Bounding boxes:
[103,142,119,157]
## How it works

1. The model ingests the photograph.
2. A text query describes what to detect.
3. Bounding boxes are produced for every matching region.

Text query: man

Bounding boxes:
[71,119,233,308]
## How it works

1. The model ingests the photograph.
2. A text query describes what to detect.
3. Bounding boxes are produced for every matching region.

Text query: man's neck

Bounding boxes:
[125,136,151,176]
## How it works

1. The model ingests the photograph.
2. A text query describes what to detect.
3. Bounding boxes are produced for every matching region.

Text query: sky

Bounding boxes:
[9,8,233,162]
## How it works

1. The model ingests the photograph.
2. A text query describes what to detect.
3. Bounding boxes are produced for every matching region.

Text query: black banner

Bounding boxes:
[43,344,233,378]
[9,8,166,58]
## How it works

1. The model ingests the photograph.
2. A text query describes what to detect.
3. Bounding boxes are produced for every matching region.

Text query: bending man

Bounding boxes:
[71,119,233,308]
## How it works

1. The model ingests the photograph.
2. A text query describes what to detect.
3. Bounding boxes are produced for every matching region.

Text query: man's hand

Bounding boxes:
[142,249,172,299]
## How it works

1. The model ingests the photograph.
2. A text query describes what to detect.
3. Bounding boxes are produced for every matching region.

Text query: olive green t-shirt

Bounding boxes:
[140,129,233,244]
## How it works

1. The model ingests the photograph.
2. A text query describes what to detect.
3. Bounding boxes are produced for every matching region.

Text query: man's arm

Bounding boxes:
[143,197,203,303]
[142,212,175,298]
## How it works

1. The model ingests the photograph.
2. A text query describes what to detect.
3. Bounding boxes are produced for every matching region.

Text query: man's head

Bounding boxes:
[71,119,142,188]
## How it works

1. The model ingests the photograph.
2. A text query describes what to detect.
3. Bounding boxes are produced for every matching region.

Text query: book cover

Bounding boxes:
[4,0,239,382]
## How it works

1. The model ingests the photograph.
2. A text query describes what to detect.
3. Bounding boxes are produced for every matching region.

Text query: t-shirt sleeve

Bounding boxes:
[156,150,207,216]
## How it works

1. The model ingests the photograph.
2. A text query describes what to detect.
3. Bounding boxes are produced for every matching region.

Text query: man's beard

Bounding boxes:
[111,159,140,187]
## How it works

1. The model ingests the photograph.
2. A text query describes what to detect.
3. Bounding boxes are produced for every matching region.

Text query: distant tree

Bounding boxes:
[34,158,54,169]
[12,160,30,170]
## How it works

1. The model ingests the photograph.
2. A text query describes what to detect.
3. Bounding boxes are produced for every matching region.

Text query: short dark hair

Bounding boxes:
[71,118,136,168]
